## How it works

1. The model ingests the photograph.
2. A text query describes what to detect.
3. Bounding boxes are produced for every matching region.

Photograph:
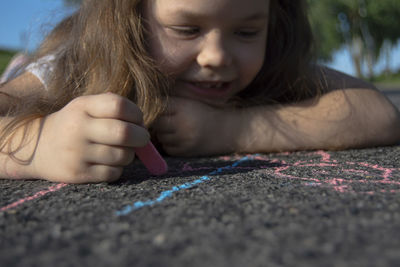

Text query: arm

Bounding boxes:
[236,67,400,152]
[0,74,150,183]
[153,68,400,156]
[235,87,400,153]
[0,73,47,179]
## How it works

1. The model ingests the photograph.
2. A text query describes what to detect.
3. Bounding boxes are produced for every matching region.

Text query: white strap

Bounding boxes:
[25,54,56,89]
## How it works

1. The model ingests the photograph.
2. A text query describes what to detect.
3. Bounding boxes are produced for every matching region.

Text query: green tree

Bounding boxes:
[366,0,400,74]
[308,0,344,62]
[308,0,400,78]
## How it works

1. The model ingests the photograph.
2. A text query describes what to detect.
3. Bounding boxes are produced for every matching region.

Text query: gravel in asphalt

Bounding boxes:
[0,90,399,267]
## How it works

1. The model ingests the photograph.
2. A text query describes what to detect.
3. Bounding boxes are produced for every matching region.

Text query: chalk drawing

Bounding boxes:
[214,151,400,195]
[0,183,68,212]
[2,150,399,215]
[115,156,252,216]
[116,150,400,215]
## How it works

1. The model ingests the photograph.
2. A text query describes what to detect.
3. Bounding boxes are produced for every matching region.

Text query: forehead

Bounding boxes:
[149,0,270,20]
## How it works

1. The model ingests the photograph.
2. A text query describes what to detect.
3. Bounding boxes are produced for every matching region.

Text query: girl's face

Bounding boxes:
[145,0,269,105]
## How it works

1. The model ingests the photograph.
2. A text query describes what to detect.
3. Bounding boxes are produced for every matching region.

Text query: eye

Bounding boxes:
[168,26,200,37]
[235,30,261,39]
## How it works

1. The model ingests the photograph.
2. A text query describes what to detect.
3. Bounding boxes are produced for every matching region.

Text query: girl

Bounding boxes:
[0,0,399,183]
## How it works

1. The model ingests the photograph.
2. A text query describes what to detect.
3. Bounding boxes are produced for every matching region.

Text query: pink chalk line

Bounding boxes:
[217,151,400,194]
[0,183,68,212]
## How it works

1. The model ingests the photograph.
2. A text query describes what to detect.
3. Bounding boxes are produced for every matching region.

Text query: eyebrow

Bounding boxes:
[171,10,269,22]
[241,13,269,21]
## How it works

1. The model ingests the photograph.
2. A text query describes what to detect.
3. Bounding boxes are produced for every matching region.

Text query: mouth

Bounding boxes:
[192,82,228,89]
[182,81,233,98]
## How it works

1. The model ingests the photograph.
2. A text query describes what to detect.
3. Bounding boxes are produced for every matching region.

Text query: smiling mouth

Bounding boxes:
[183,81,233,98]
[192,82,229,89]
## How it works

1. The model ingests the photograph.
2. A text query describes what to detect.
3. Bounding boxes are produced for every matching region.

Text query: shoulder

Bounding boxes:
[0,72,46,98]
[312,65,377,93]
[0,72,46,114]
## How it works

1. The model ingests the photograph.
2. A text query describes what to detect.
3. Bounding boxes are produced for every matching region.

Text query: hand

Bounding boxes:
[152,97,241,156]
[31,93,150,183]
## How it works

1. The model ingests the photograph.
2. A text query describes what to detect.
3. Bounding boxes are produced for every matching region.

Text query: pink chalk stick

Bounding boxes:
[134,142,168,175]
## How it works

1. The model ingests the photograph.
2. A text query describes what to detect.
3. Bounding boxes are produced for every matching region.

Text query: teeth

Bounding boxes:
[195,82,224,88]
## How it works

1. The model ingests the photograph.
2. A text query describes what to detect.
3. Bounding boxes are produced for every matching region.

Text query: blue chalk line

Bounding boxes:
[116,156,252,216]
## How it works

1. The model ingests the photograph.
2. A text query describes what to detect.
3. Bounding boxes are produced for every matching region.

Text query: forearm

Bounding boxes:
[233,89,400,153]
[0,117,40,179]
[0,73,48,179]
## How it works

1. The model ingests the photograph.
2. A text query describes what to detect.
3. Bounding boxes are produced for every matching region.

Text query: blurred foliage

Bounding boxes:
[308,0,400,77]
[0,49,17,76]
[370,70,400,84]
[308,1,343,62]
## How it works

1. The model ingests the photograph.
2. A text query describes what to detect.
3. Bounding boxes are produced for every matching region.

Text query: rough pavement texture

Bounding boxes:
[0,91,400,267]
[1,148,400,267]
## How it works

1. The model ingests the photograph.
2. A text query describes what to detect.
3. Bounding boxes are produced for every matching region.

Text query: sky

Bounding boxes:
[1,0,399,77]
[0,0,76,51]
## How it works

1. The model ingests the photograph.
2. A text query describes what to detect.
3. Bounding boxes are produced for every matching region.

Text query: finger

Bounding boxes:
[85,144,135,166]
[86,118,150,147]
[134,142,168,176]
[87,165,124,183]
[80,93,144,124]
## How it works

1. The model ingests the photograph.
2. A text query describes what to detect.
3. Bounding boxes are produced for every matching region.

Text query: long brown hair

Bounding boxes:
[36,0,170,124]
[0,0,170,155]
[1,0,318,155]
[238,0,319,105]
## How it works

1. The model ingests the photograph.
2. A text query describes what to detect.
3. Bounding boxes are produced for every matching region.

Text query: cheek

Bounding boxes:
[148,35,171,68]
[147,26,177,70]
[149,36,194,76]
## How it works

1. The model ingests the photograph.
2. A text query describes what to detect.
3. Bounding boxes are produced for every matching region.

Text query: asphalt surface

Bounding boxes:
[1,90,400,267]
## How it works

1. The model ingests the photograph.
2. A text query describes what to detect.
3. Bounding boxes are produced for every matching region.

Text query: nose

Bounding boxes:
[197,31,233,68]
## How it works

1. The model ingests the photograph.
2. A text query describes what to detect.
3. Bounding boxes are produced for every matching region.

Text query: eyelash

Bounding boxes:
[235,30,260,39]
[169,27,200,36]
[169,27,261,39]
